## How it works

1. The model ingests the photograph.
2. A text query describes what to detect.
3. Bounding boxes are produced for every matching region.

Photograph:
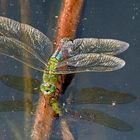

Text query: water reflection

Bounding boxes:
[0,74,136,139]
[67,87,136,104]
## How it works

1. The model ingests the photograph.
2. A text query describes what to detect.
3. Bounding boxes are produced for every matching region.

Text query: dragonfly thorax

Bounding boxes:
[46,57,58,73]
[40,57,59,95]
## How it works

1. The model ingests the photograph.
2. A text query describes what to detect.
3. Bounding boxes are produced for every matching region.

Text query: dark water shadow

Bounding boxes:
[0,74,136,134]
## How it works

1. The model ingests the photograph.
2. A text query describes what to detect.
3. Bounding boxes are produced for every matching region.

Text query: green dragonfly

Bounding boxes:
[0,16,129,115]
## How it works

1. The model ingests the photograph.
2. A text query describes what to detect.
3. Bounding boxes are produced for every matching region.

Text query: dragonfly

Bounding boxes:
[0,16,129,115]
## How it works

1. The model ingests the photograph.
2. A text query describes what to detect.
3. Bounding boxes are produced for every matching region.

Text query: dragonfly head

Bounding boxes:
[40,83,56,95]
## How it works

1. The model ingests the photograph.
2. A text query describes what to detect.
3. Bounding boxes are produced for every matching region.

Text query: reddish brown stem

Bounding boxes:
[55,0,84,46]
[32,95,54,140]
[32,0,84,140]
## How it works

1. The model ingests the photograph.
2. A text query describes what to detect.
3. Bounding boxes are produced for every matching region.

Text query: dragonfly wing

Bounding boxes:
[61,38,129,57]
[0,36,46,72]
[54,53,125,74]
[0,16,53,61]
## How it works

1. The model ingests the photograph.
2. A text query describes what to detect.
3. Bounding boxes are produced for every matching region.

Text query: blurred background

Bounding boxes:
[0,0,140,140]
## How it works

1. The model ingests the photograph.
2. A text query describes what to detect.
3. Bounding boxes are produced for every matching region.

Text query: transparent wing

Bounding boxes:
[54,53,125,74]
[0,36,47,72]
[0,16,53,61]
[61,38,129,57]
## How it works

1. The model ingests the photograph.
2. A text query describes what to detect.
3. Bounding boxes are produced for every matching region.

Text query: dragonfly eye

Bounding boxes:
[45,90,51,95]
[40,83,57,95]
[40,83,52,94]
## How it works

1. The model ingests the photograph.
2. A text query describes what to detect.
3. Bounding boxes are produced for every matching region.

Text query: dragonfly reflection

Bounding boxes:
[0,75,136,131]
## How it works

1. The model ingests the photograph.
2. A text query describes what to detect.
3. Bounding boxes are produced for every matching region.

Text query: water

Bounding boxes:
[0,0,140,140]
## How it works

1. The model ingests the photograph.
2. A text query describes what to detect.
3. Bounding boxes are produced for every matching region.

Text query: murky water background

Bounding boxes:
[0,0,140,140]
